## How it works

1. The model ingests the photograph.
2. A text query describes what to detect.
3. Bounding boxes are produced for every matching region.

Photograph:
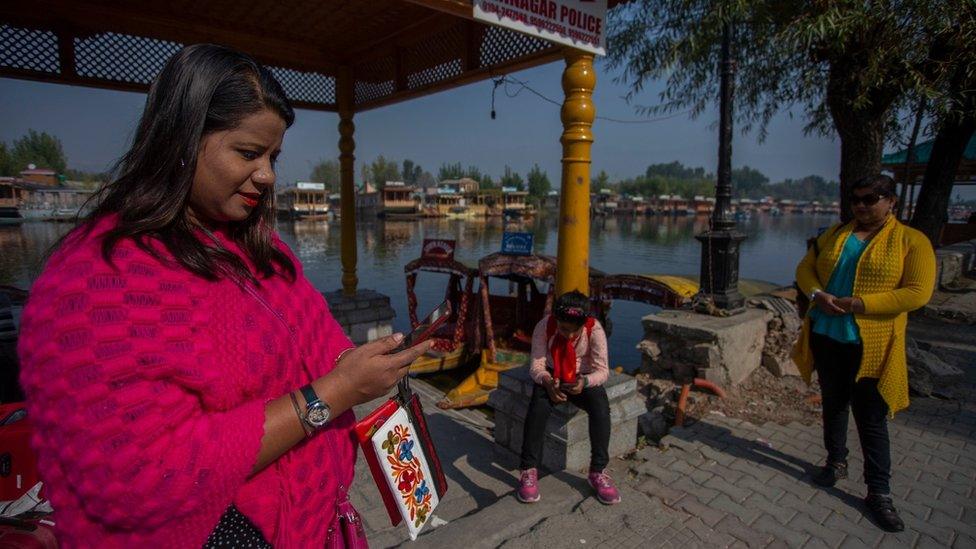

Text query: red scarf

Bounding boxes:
[546,316,595,384]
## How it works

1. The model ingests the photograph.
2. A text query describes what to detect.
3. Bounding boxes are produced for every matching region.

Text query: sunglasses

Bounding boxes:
[849,192,887,206]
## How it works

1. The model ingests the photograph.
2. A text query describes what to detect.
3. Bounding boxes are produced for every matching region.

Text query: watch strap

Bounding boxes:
[290,391,312,436]
[299,384,319,407]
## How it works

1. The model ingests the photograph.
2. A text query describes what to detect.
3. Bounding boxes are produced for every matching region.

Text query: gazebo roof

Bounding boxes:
[882,135,976,165]
[1,0,626,112]
[882,135,976,184]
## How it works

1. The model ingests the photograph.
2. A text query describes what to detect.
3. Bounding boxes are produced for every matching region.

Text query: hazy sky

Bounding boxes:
[1,57,851,186]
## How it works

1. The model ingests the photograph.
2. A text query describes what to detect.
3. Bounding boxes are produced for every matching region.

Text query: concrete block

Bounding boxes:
[942,241,975,273]
[935,249,964,288]
[762,354,800,377]
[641,309,771,386]
[490,366,643,472]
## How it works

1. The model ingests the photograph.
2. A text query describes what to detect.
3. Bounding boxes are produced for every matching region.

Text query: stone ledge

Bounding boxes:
[321,288,395,345]
[935,239,976,289]
[489,365,642,472]
[641,308,771,386]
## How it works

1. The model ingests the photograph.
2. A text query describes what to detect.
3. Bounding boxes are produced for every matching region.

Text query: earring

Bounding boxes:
[180,158,186,168]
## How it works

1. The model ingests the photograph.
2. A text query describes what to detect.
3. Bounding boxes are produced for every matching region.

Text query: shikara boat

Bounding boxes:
[438,252,604,409]
[404,239,480,374]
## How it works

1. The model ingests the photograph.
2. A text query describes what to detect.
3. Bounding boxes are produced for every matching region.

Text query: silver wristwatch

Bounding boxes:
[298,384,332,430]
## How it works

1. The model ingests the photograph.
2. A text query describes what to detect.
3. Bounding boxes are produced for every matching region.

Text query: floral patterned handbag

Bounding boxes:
[354,376,448,540]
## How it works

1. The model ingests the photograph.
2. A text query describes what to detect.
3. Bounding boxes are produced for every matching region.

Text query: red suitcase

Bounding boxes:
[0,403,39,502]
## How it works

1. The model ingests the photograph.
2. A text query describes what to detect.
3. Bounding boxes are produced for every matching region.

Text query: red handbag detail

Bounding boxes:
[0,404,39,503]
[0,518,57,549]
[353,378,448,540]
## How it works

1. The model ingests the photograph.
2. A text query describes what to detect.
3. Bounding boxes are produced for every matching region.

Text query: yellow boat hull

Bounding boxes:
[408,347,470,375]
[438,348,528,409]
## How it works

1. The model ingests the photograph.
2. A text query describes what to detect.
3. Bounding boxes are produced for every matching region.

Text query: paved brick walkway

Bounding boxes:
[356,380,976,548]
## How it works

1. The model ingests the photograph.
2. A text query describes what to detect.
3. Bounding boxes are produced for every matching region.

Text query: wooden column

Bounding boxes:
[555,50,595,297]
[337,67,358,295]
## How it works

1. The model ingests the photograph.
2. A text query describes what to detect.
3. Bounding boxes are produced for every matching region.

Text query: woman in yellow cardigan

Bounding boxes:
[793,174,935,533]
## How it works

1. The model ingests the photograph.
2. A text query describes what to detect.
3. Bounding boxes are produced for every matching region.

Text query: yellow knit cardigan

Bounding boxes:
[792,216,936,415]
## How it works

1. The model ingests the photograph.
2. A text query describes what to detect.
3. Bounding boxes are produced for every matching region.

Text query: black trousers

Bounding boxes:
[520,382,612,472]
[811,332,891,495]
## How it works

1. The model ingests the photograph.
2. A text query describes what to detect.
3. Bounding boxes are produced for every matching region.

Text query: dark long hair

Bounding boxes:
[78,43,296,283]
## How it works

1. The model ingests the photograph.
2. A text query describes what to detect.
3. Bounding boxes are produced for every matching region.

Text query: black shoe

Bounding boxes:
[813,461,848,487]
[865,494,905,532]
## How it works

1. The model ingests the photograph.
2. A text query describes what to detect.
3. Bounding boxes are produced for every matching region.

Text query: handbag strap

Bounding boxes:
[397,373,412,404]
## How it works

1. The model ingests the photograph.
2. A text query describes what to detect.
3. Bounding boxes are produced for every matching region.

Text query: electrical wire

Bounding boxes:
[490,74,693,124]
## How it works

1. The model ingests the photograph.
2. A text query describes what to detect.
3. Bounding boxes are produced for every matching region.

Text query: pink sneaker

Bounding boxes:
[588,470,621,505]
[517,468,541,503]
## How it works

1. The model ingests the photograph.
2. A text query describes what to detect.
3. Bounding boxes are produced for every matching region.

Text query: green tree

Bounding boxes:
[401,159,422,185]
[593,170,610,190]
[367,155,401,187]
[437,162,492,186]
[416,170,437,189]
[499,165,524,190]
[11,130,67,174]
[480,176,499,190]
[607,1,956,220]
[911,14,976,244]
[526,164,551,198]
[309,159,339,190]
[731,166,769,198]
[767,175,839,203]
[438,162,464,181]
[645,161,707,181]
[64,168,110,188]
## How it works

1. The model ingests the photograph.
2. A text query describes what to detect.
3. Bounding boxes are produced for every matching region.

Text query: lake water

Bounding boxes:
[0,213,833,370]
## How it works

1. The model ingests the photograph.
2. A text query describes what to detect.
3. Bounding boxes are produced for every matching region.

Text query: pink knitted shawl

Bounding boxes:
[17,216,358,548]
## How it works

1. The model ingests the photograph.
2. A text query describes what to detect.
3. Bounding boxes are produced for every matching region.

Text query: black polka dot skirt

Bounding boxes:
[204,505,272,548]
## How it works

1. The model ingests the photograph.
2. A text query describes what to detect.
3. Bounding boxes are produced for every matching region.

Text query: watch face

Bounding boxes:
[306,403,331,426]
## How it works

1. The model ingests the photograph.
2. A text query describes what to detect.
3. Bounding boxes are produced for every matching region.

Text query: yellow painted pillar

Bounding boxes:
[337,67,358,296]
[555,50,595,297]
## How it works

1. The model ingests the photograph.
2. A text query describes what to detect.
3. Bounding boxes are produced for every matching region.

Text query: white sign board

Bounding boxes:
[473,0,608,56]
[296,182,326,191]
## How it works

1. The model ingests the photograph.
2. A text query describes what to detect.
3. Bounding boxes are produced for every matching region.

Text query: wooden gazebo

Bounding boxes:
[0,0,624,298]
[882,134,976,221]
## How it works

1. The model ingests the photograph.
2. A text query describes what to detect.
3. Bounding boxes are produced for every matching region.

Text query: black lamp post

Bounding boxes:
[695,16,746,312]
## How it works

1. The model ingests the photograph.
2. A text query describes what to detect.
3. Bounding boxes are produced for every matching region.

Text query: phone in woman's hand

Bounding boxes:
[392,301,452,354]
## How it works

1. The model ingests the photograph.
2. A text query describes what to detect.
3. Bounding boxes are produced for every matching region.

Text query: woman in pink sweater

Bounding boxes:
[516,291,620,506]
[16,44,427,548]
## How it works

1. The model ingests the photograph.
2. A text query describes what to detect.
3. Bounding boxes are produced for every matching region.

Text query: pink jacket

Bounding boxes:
[17,216,357,548]
[528,315,609,387]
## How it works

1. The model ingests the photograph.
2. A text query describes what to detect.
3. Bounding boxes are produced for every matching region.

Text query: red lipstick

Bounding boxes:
[237,192,260,207]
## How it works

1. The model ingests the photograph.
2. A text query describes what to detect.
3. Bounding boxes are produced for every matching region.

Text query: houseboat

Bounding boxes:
[378,182,420,218]
[430,187,468,218]
[13,180,96,222]
[616,195,646,215]
[356,182,380,217]
[465,190,501,217]
[592,188,619,216]
[500,187,531,218]
[692,196,715,216]
[0,179,23,225]
[276,182,330,220]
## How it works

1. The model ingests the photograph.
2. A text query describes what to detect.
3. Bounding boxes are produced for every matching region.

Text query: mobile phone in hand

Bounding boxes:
[392,301,452,353]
